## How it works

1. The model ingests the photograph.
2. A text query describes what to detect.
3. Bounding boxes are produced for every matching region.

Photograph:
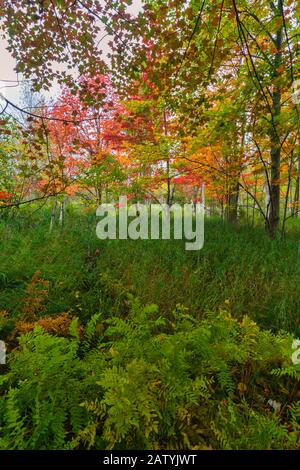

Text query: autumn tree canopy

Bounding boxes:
[0,0,299,237]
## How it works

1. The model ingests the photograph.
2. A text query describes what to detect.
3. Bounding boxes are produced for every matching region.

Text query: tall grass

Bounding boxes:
[0,206,299,333]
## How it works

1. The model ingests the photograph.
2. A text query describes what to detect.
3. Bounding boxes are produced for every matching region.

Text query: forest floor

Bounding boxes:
[0,207,300,450]
[1,207,299,334]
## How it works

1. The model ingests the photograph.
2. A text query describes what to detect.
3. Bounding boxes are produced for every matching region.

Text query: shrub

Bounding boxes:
[0,299,299,450]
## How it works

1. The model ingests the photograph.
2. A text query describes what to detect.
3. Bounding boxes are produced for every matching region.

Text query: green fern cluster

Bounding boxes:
[0,298,299,450]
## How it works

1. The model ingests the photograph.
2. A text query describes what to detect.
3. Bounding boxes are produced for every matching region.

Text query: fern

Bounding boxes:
[0,302,299,450]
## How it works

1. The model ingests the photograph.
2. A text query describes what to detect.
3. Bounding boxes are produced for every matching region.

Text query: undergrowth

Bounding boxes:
[0,299,299,450]
[0,207,300,449]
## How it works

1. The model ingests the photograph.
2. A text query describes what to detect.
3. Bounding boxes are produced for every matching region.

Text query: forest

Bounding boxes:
[0,0,300,452]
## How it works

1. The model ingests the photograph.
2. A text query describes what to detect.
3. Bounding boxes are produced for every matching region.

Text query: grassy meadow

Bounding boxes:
[0,207,299,450]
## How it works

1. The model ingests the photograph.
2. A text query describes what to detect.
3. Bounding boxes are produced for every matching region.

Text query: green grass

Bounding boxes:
[0,205,300,450]
[0,205,299,334]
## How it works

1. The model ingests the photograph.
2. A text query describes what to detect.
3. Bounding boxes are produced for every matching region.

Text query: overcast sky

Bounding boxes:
[0,0,143,106]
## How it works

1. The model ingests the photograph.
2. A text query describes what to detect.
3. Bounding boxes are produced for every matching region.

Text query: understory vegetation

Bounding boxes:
[0,209,299,450]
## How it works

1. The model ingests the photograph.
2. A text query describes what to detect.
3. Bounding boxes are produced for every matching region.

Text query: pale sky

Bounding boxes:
[0,0,143,106]
[0,39,20,102]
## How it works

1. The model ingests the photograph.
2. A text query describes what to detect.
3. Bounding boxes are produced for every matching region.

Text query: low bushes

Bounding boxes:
[0,297,299,450]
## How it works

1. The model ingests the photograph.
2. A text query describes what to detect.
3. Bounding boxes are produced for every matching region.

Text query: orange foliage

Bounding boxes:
[15,313,81,337]
[22,271,50,321]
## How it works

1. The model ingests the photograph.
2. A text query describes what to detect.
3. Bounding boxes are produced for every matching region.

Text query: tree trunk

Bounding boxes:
[225,183,239,224]
[59,200,65,230]
[49,201,57,233]
[266,1,283,238]
[292,160,300,217]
